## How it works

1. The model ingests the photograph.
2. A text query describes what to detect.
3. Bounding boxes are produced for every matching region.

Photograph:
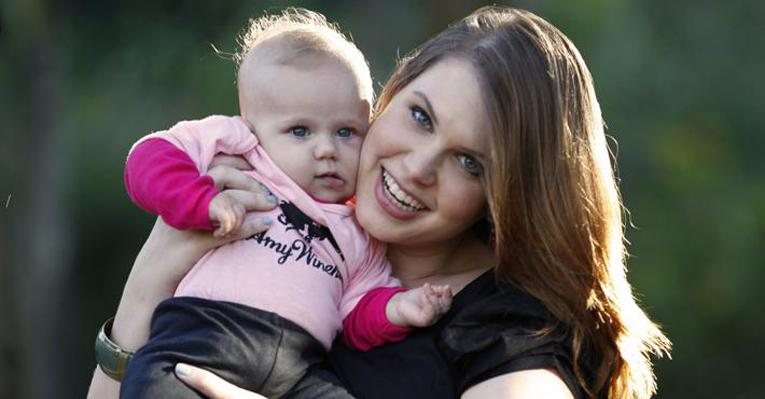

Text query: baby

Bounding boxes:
[120,8,452,399]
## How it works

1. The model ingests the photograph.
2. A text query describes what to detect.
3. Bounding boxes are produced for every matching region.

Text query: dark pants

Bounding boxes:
[120,297,330,399]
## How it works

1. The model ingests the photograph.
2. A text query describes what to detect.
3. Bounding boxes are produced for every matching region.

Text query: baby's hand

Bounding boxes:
[387,283,453,328]
[209,191,246,237]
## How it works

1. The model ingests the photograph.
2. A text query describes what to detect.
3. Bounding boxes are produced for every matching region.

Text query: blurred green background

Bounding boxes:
[1,0,763,398]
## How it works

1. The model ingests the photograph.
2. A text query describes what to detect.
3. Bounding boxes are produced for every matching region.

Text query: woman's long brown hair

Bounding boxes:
[375,7,671,398]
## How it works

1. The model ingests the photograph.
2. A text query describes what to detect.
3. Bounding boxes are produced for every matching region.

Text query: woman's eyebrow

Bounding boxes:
[413,90,439,126]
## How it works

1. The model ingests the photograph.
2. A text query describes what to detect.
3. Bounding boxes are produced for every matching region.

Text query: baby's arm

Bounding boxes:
[341,235,453,351]
[125,138,220,230]
[125,116,258,234]
[342,284,452,351]
[126,139,250,236]
[385,283,453,328]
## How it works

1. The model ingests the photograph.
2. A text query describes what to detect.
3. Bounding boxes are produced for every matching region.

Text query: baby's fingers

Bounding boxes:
[231,202,246,233]
[213,225,226,238]
[213,209,235,237]
[431,285,453,313]
[419,283,436,303]
[423,282,436,297]
[437,293,453,314]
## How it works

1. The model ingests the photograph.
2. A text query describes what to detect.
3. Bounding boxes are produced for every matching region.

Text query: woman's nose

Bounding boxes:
[402,147,437,186]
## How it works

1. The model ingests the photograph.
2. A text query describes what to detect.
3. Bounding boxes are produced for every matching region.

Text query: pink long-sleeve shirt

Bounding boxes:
[125,115,408,350]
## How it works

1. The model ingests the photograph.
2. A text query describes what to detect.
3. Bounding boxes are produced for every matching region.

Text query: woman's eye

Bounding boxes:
[290,126,309,137]
[410,106,433,131]
[457,154,482,176]
[337,128,353,138]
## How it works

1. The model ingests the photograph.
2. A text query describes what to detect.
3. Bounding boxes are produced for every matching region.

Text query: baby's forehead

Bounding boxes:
[238,32,373,101]
[238,44,372,124]
[242,38,342,72]
[239,51,366,99]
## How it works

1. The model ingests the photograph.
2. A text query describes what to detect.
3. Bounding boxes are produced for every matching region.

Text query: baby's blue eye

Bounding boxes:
[337,128,353,138]
[411,106,433,131]
[457,154,482,176]
[290,126,309,137]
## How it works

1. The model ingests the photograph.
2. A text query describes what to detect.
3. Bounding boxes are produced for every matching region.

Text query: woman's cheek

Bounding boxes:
[441,176,487,225]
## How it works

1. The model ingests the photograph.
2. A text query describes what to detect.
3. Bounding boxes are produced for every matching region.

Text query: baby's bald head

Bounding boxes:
[235,8,373,118]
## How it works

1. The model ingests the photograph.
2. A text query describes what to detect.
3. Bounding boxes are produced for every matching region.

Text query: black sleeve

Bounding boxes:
[283,363,357,399]
[438,285,582,398]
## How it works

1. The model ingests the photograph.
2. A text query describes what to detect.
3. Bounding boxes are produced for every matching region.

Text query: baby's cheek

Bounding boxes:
[345,155,362,188]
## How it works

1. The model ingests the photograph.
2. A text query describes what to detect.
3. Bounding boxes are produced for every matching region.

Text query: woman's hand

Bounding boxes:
[175,364,269,399]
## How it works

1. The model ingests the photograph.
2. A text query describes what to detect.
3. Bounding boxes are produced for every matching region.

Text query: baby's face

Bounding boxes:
[240,57,371,203]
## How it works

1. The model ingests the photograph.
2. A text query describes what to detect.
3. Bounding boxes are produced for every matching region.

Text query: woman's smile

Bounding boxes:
[373,167,428,220]
[381,168,427,211]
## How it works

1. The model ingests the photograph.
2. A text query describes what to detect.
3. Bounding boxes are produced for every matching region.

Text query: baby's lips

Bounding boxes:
[316,173,346,188]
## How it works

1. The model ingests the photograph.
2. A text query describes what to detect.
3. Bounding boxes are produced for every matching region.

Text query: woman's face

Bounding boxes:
[355,57,491,248]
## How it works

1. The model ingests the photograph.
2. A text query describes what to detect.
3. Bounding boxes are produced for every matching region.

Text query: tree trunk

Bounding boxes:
[0,223,20,399]
[7,2,73,397]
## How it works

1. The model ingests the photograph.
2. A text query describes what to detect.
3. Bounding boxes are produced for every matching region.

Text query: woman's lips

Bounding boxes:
[374,168,425,220]
[381,169,426,210]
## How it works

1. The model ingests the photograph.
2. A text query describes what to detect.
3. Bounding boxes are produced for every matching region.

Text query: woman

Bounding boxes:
[88,6,670,399]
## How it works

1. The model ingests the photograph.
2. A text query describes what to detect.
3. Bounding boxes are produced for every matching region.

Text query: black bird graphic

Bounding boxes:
[278,201,345,261]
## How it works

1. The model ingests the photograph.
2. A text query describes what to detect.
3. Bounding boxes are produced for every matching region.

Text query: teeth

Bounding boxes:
[382,170,426,211]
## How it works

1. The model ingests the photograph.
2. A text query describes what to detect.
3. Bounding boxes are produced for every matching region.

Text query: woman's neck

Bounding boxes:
[386,234,495,291]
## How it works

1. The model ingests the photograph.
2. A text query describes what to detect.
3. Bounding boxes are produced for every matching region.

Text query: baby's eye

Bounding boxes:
[410,106,433,131]
[290,126,309,137]
[457,154,483,177]
[336,128,354,138]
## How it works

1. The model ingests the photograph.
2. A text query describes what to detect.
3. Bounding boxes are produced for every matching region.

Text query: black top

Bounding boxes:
[327,270,583,398]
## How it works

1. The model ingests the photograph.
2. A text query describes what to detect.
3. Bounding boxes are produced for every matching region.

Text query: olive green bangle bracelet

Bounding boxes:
[94,317,134,381]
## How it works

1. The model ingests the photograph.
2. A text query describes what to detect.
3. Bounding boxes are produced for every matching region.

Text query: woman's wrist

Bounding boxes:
[110,287,157,352]
[96,268,169,382]
[95,317,135,381]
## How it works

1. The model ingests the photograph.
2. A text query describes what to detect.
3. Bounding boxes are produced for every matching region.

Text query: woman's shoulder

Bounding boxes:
[440,270,583,398]
[447,269,558,327]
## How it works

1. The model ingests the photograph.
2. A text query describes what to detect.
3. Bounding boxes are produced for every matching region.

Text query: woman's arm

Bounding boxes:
[86,162,276,399]
[461,369,574,399]
[87,218,211,398]
[138,365,576,399]
[86,215,273,399]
